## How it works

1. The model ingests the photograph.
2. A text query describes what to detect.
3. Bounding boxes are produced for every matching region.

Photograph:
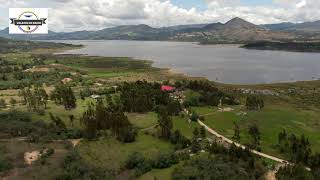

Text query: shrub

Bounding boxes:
[0,99,6,108]
[125,152,152,176]
[153,152,179,169]
[117,127,137,143]
[0,157,12,173]
[190,112,199,122]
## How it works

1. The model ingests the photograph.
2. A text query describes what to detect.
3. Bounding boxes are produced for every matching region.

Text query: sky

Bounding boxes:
[0,0,319,32]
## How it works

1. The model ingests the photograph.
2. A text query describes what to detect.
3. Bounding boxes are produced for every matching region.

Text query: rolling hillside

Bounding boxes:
[2,17,320,43]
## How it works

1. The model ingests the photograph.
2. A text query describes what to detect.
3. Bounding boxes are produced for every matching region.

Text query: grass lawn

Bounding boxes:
[202,104,320,157]
[12,98,95,128]
[77,132,174,174]
[127,112,158,129]
[139,164,180,180]
[172,116,200,139]
[191,106,218,115]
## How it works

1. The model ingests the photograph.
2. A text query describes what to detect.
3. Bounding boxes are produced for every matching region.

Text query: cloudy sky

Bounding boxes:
[0,0,319,32]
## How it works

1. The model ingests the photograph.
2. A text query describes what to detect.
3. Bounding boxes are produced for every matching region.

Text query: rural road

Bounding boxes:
[197,120,287,163]
[183,108,287,163]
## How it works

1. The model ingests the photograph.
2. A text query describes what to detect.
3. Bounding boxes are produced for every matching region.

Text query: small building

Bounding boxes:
[61,78,73,84]
[161,85,175,92]
[90,95,101,100]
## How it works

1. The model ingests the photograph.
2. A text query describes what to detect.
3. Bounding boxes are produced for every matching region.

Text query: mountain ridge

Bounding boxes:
[1,17,320,43]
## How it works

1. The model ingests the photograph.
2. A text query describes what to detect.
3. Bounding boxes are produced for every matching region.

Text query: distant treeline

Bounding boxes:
[242,41,320,52]
[0,37,81,53]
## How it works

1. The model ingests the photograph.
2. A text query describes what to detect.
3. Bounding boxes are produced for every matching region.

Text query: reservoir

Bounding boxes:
[56,40,320,84]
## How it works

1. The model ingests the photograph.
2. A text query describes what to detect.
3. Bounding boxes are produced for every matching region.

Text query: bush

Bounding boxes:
[117,127,137,143]
[125,152,152,176]
[56,150,111,179]
[0,99,6,108]
[125,152,146,169]
[0,157,12,173]
[246,95,264,111]
[190,112,199,122]
[153,152,179,169]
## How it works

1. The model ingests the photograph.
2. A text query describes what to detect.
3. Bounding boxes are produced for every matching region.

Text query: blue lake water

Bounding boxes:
[55,40,320,84]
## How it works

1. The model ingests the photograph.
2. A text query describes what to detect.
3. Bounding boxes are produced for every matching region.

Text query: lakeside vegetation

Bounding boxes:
[1,39,320,179]
[242,41,320,52]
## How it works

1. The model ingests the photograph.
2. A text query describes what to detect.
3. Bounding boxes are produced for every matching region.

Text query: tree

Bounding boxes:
[69,115,75,127]
[248,124,260,149]
[51,84,76,110]
[80,101,136,142]
[49,113,66,129]
[200,126,206,138]
[246,95,264,111]
[193,127,199,138]
[80,104,98,140]
[9,98,17,106]
[190,112,199,122]
[191,138,201,153]
[0,99,6,108]
[232,122,240,142]
[18,86,48,112]
[157,106,173,139]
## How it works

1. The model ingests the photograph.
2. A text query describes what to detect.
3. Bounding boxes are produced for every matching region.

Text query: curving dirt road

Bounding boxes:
[197,119,288,163]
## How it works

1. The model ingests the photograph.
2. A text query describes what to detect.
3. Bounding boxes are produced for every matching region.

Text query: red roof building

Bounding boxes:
[161,85,175,92]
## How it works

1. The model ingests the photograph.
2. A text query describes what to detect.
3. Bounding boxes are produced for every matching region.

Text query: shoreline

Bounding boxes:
[52,43,320,88]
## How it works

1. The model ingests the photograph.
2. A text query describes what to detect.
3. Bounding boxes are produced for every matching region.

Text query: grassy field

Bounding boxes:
[193,104,320,158]
[139,163,180,180]
[127,112,158,129]
[172,116,201,139]
[77,132,174,174]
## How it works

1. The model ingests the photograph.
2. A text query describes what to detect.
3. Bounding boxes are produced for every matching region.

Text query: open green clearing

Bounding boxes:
[193,104,320,157]
[77,132,174,174]
[139,163,180,180]
[127,112,158,129]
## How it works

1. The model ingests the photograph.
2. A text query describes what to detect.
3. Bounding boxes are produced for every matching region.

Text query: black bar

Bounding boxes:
[12,20,44,26]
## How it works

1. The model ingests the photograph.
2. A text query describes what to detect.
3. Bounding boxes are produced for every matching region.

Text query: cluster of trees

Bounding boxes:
[19,86,48,112]
[156,105,173,139]
[278,130,312,164]
[125,151,183,177]
[190,127,207,153]
[176,80,239,107]
[56,150,111,179]
[276,163,320,180]
[232,122,261,150]
[172,139,267,180]
[0,111,81,141]
[50,84,77,110]
[80,100,136,142]
[232,122,241,142]
[246,95,264,110]
[0,145,12,174]
[248,124,261,150]
[276,130,320,179]
[170,130,191,150]
[120,81,180,113]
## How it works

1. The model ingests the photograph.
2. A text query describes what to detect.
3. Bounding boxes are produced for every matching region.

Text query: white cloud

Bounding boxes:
[2,0,320,32]
[0,0,25,8]
[49,0,212,31]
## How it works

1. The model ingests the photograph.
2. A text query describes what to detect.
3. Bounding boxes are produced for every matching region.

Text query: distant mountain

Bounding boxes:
[2,17,319,43]
[262,20,320,33]
[162,24,208,31]
[172,17,295,43]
